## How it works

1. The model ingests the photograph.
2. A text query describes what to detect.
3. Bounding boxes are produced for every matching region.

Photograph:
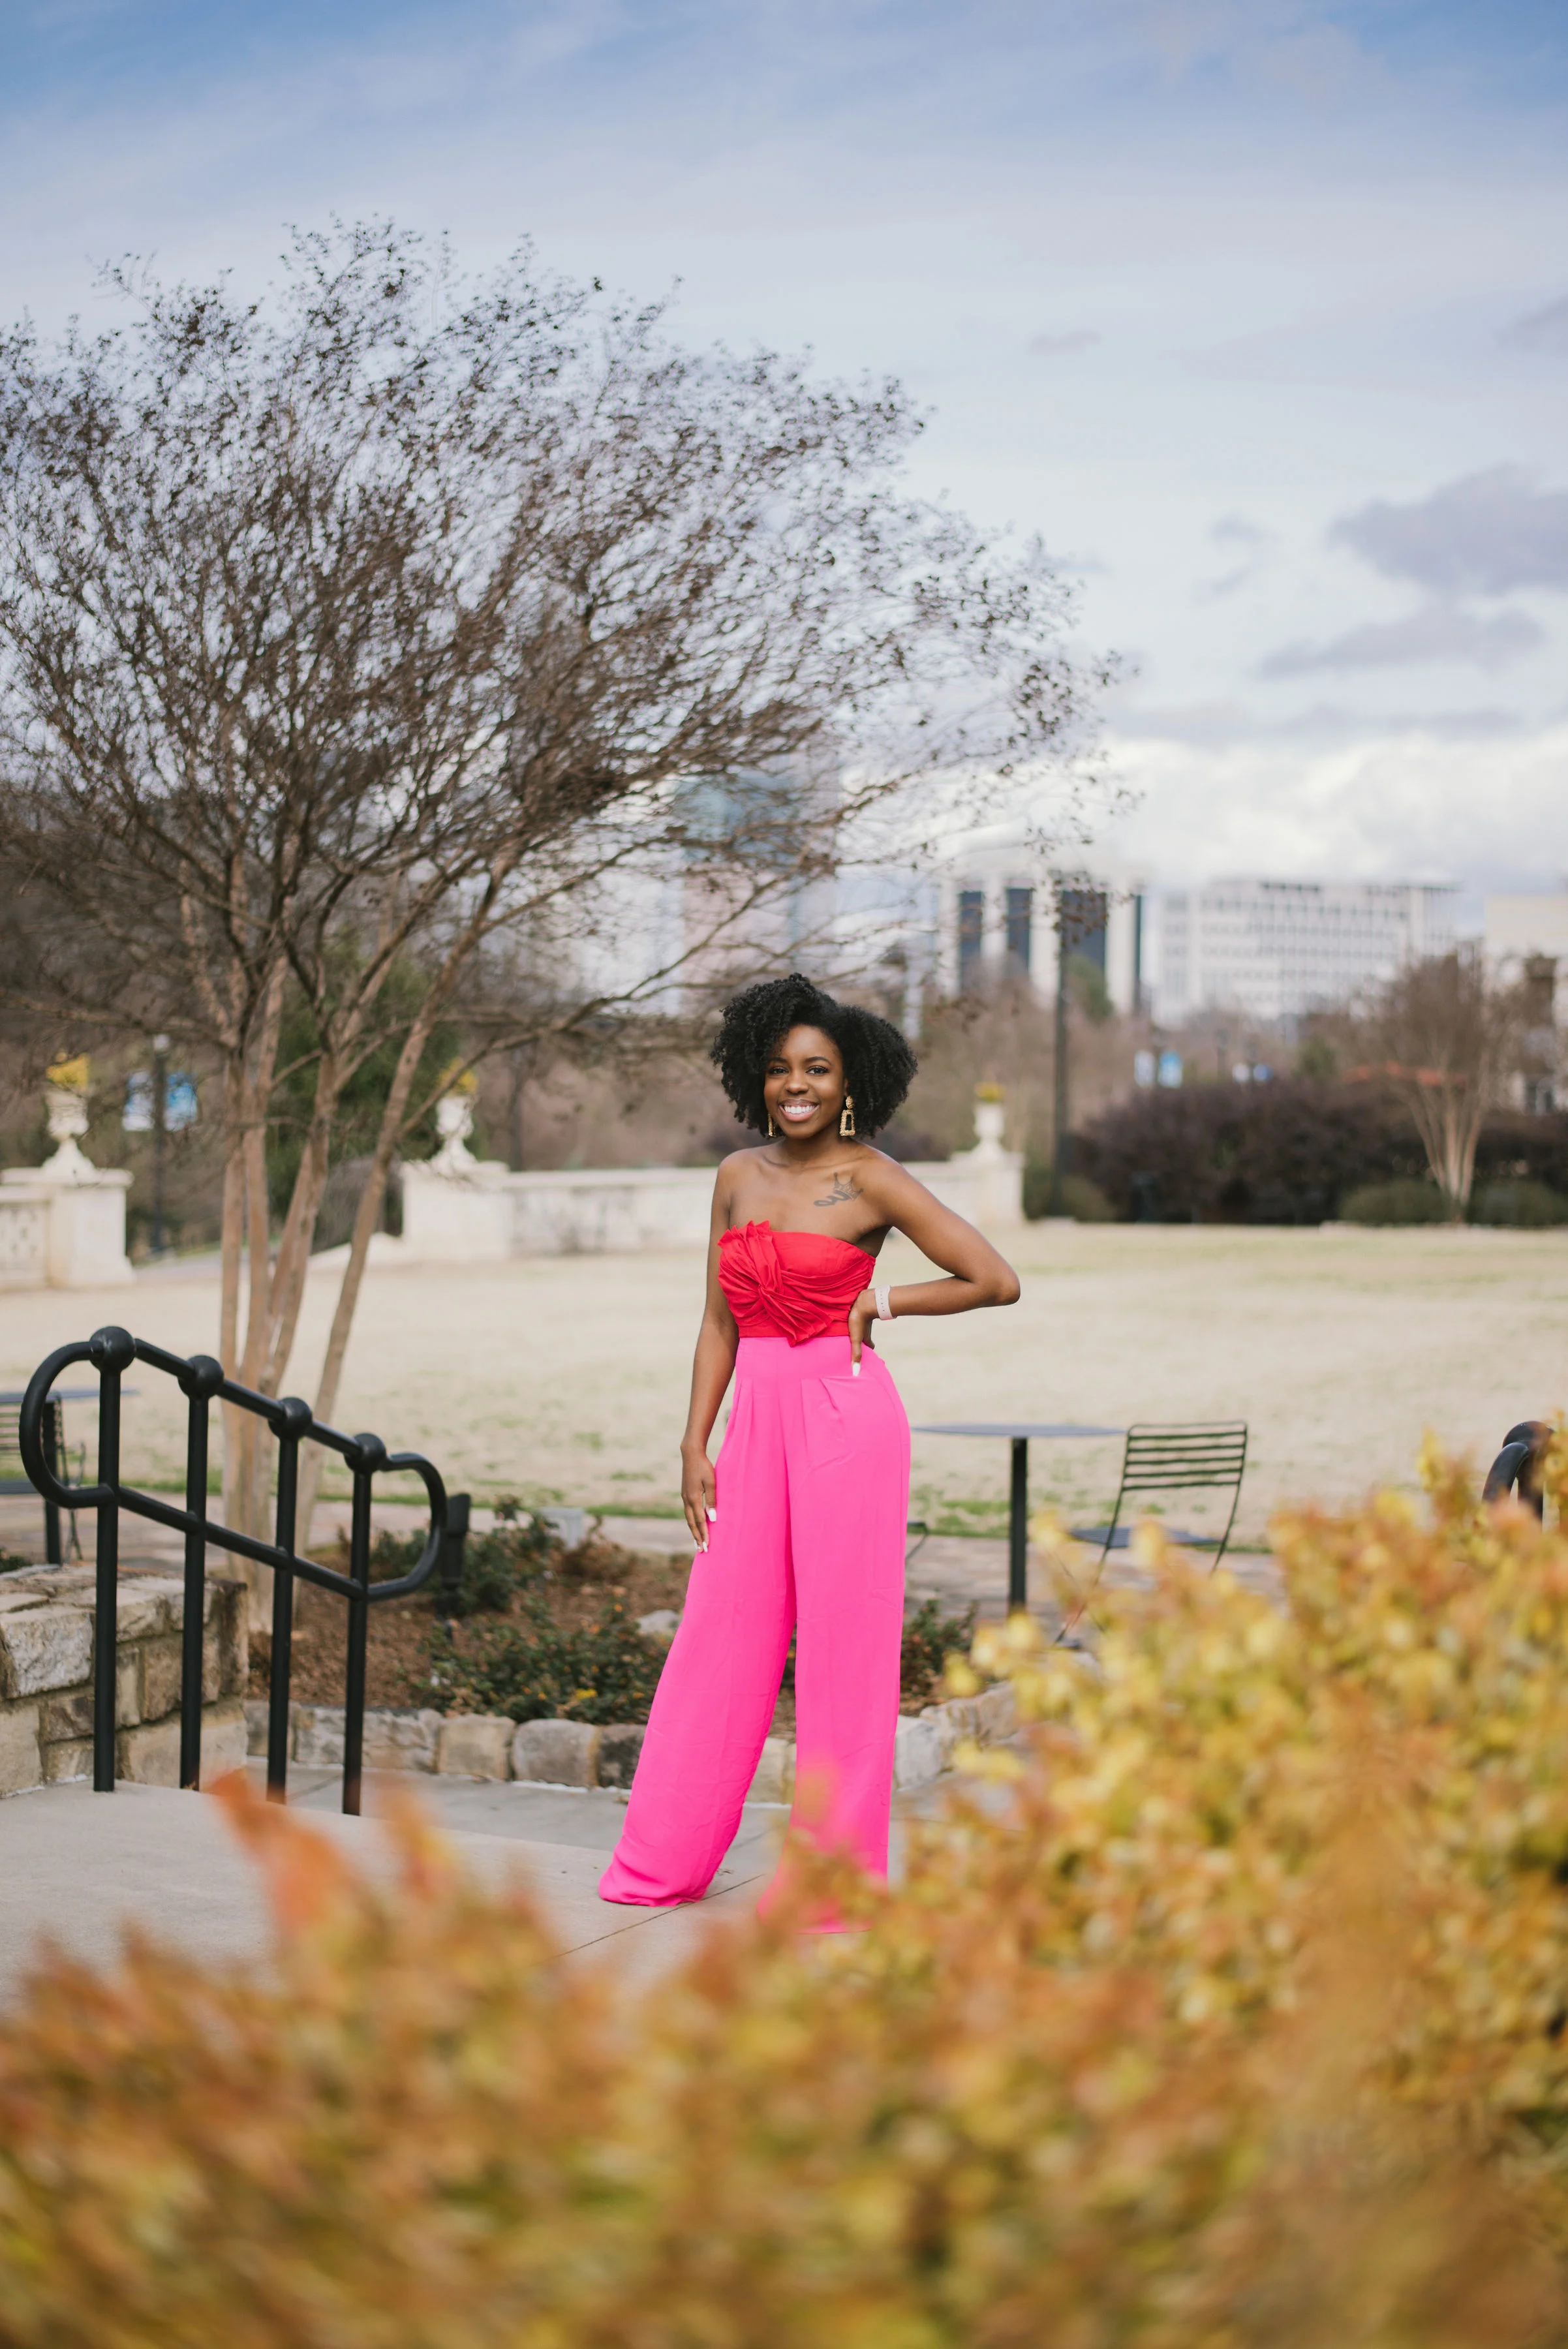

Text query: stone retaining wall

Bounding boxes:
[245,1682,1019,1800]
[0,1563,249,1792]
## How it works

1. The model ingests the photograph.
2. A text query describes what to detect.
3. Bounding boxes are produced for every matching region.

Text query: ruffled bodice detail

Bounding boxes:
[718,1220,873,1344]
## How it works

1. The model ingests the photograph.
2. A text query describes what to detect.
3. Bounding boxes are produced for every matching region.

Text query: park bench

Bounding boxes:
[0,1391,77,1565]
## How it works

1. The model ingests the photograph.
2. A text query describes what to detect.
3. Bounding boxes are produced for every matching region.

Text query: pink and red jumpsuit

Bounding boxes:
[598,1221,910,1907]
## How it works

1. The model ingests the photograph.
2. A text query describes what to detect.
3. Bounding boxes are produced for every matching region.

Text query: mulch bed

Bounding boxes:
[247,1529,955,1742]
[248,1534,695,1713]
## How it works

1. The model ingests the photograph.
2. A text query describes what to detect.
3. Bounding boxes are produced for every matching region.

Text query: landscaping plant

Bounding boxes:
[6,1446,1568,2338]
[418,1596,668,1726]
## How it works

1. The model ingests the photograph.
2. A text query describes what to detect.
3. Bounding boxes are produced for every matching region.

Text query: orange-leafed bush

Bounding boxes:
[1,1449,1568,2342]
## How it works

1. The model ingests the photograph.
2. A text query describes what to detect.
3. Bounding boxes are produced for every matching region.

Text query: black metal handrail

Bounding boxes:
[19,1325,452,1814]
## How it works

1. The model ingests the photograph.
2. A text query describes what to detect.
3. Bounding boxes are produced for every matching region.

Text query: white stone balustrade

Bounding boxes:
[399,1088,1024,1262]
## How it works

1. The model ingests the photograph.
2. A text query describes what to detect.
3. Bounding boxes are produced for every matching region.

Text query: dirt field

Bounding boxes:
[3,1222,1564,1550]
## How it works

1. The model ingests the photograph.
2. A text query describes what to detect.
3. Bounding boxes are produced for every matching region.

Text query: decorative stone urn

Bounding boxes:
[40,1084,97,1184]
[946,1083,1023,1227]
[970,1093,1008,1160]
[430,1092,480,1176]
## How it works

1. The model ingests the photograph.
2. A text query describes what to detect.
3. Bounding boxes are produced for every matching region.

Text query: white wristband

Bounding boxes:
[874,1285,894,1321]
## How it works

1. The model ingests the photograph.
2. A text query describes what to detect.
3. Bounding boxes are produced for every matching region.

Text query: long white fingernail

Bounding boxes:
[707,1507,718,1521]
[852,1361,861,1377]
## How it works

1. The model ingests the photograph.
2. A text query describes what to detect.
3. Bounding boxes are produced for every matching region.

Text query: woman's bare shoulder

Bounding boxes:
[855,1144,930,1201]
[712,1144,773,1220]
[715,1144,773,1187]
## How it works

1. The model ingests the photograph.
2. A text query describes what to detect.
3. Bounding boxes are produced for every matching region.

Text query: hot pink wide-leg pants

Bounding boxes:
[598,1333,910,1906]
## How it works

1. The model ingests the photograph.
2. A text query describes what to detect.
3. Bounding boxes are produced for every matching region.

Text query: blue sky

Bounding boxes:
[4,0,1567,897]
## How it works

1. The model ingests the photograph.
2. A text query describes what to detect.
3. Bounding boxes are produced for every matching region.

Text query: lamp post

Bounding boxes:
[1047,910,1071,1216]
[1046,878,1107,1216]
[151,1034,170,1256]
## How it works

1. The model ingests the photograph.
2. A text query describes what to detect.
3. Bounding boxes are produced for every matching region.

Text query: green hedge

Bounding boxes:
[1341,1178,1454,1226]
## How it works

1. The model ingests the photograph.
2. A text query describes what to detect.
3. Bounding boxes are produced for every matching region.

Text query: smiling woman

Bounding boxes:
[598,972,1020,1925]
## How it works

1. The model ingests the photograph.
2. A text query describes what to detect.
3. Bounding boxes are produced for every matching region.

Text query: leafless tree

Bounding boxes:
[1355,949,1524,1214]
[0,223,1110,1579]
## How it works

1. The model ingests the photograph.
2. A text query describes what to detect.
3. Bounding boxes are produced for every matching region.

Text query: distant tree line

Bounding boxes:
[1071,1086,1568,1225]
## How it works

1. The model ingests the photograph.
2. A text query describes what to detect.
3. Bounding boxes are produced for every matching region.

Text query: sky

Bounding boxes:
[3,0,1566,904]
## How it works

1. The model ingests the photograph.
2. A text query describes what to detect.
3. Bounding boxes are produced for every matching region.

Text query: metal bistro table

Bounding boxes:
[912,1422,1126,1613]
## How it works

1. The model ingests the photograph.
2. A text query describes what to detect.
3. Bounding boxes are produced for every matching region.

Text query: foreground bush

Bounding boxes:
[6,1453,1568,2340]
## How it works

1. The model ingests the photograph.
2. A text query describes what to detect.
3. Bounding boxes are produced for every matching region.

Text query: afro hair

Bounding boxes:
[711,972,917,1139]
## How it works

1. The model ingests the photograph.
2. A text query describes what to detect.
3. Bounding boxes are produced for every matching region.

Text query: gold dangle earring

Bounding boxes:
[838,1094,856,1139]
[766,1111,776,1137]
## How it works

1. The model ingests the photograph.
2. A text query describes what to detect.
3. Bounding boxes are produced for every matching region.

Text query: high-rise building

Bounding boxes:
[1155,878,1458,1026]
[934,832,1147,1012]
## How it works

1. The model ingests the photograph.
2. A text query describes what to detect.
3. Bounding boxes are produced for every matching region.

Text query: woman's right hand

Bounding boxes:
[681,1443,716,1550]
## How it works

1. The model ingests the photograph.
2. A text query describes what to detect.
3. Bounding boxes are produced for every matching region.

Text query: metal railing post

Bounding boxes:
[437,1492,471,1623]
[88,1327,134,1792]
[1008,1437,1029,1612]
[267,1398,311,1804]
[342,1435,385,1815]
[42,1399,62,1568]
[176,1357,223,1789]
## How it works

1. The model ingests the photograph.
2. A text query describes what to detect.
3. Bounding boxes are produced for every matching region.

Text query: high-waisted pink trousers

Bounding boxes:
[598,1332,910,1906]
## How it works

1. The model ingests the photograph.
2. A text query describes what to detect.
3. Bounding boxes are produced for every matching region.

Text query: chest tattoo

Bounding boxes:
[813,1171,862,1206]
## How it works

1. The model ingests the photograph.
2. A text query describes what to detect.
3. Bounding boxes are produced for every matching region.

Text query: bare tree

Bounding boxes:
[0,223,1109,1583]
[1356,949,1524,1214]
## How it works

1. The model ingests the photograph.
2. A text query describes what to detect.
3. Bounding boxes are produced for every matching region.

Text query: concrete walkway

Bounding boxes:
[0,1493,1282,1628]
[0,1769,786,2003]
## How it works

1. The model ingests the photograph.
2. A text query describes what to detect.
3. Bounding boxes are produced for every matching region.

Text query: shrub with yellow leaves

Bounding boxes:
[1,1445,1568,2342]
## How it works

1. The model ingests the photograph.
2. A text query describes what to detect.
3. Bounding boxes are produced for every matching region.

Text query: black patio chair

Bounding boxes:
[1059,1420,1249,1636]
[0,1395,74,1563]
[1483,1420,1550,1518]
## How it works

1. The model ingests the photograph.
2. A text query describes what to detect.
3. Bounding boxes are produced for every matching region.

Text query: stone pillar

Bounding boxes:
[398,1093,512,1263]
[1,1084,132,1288]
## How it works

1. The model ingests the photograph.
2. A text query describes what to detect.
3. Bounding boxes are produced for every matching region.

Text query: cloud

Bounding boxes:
[1026,328,1101,357]
[1330,467,1568,596]
[1211,515,1272,548]
[1258,604,1545,677]
[1109,699,1523,750]
[1106,721,1568,897]
[1199,512,1274,597]
[1501,298,1568,354]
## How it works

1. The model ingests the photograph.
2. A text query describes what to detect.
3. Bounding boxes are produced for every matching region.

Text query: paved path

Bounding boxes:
[0,1772,776,2003]
[0,1493,1280,1630]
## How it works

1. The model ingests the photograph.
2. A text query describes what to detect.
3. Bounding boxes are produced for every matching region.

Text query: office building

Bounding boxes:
[934,830,1146,1012]
[1156,878,1458,1026]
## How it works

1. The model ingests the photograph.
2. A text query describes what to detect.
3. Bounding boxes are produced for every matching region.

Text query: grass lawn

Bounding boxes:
[3,1222,1564,1549]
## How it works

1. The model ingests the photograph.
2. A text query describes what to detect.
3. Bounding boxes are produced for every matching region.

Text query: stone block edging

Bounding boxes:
[0,1564,249,1794]
[245,1681,1019,1800]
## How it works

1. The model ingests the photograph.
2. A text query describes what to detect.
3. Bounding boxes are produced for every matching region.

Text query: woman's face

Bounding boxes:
[762,1024,846,1142]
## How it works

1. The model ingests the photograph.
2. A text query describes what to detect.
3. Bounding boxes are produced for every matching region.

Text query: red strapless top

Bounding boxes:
[718,1220,873,1343]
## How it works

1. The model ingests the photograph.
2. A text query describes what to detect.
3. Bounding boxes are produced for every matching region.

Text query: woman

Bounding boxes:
[598,972,1021,1912]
